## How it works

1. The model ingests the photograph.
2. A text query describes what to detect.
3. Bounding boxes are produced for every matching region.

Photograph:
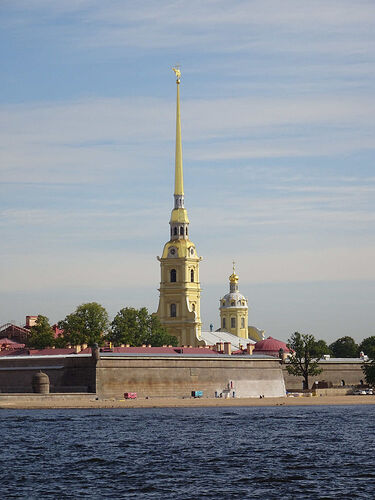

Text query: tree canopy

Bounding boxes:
[26,315,55,349]
[329,336,358,358]
[108,307,178,347]
[359,336,375,359]
[363,360,375,387]
[311,339,332,357]
[58,302,109,346]
[286,332,324,390]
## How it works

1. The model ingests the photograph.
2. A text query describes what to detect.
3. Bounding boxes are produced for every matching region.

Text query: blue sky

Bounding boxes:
[1,0,375,343]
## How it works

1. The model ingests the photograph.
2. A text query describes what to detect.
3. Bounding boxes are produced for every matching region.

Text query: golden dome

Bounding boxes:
[229,261,239,283]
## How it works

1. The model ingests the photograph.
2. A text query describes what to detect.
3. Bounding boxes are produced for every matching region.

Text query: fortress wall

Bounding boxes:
[282,361,366,391]
[0,356,95,393]
[95,356,286,399]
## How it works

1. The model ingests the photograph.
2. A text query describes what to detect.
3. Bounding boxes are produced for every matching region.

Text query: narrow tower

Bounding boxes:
[156,68,202,346]
[219,263,249,339]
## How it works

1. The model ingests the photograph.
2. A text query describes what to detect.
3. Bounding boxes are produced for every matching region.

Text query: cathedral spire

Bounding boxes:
[172,66,184,208]
[170,67,189,240]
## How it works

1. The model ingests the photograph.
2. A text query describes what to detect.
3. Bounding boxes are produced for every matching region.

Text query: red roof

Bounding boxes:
[100,346,218,355]
[0,337,25,348]
[253,336,290,355]
[0,345,218,357]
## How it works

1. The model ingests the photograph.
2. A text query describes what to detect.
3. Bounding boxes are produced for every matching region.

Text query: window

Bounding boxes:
[170,303,176,317]
[190,269,194,282]
[222,318,226,329]
[180,226,184,235]
[231,317,235,328]
[231,301,235,306]
[241,318,245,328]
[170,269,176,282]
[173,227,177,236]
[186,227,188,235]
[192,303,195,311]
[222,301,225,306]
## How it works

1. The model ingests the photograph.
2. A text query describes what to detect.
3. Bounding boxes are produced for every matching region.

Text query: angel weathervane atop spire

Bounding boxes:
[172,65,181,84]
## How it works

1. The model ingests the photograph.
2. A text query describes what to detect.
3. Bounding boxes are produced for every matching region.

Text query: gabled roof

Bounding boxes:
[201,330,255,349]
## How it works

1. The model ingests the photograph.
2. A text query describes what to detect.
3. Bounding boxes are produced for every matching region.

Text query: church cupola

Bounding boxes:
[219,263,249,339]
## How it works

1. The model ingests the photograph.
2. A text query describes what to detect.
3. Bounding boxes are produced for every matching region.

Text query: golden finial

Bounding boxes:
[172,65,181,84]
[229,261,239,284]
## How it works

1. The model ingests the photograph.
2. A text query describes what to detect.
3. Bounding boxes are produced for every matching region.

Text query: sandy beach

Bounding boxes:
[1,394,375,410]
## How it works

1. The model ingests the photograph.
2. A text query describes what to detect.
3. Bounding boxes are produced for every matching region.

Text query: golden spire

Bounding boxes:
[229,260,239,284]
[172,66,184,196]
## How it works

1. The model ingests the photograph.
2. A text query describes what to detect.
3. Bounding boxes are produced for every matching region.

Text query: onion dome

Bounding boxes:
[220,262,248,309]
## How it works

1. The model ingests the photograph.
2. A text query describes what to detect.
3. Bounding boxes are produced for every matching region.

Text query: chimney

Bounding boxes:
[246,343,254,355]
[223,342,232,355]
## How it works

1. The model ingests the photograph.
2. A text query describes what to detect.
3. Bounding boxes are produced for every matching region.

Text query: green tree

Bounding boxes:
[311,339,332,357]
[359,336,375,359]
[329,336,358,358]
[286,332,324,390]
[27,315,55,349]
[363,360,375,387]
[109,307,178,347]
[58,302,109,346]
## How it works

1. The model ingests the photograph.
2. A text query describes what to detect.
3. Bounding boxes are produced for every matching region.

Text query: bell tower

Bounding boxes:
[219,263,249,339]
[156,68,203,346]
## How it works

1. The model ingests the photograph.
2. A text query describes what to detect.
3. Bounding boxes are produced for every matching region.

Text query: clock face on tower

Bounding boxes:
[168,247,177,258]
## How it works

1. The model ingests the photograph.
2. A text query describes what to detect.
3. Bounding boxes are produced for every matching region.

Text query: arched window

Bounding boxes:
[241,317,245,328]
[190,269,194,282]
[180,226,184,235]
[222,318,226,329]
[222,301,225,307]
[192,303,195,311]
[231,301,235,306]
[173,227,177,236]
[170,269,176,282]
[231,317,236,328]
[170,303,176,317]
[186,227,188,235]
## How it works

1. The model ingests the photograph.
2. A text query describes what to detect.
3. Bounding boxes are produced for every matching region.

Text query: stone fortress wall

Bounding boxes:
[95,355,286,399]
[0,352,368,397]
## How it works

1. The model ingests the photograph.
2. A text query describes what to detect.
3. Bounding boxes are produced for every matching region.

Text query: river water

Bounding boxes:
[1,405,374,499]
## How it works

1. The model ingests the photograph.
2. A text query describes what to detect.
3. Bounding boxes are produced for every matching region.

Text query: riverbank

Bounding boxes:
[1,394,375,409]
